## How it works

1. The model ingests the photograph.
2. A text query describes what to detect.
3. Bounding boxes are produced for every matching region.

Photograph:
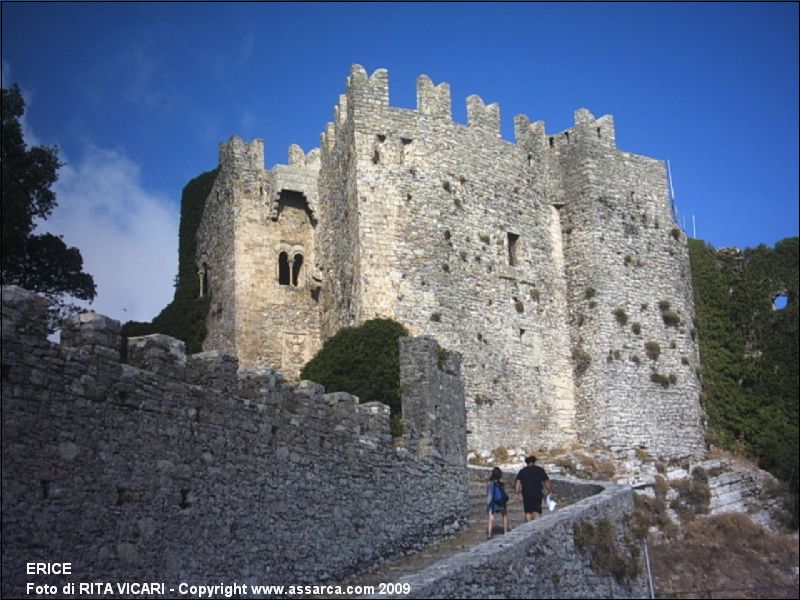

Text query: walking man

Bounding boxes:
[515,455,554,521]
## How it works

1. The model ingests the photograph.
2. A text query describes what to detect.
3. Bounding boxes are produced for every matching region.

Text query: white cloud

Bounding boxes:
[44,147,179,325]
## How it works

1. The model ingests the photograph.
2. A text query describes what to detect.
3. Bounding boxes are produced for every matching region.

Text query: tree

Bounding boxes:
[1,84,95,327]
[689,237,799,527]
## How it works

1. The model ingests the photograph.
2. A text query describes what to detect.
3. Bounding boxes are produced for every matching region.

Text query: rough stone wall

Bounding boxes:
[317,85,362,338]
[400,337,467,465]
[195,64,705,461]
[198,137,323,377]
[194,141,238,355]
[550,114,705,458]
[333,66,578,454]
[0,287,468,597]
[373,476,648,599]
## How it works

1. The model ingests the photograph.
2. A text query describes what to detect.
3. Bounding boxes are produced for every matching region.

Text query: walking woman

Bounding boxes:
[486,467,510,538]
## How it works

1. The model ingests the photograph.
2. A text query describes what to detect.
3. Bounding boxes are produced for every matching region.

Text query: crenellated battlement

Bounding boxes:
[216,67,622,177]
[196,64,705,464]
[466,94,501,138]
[346,64,389,110]
[218,135,265,172]
[1,285,464,462]
[515,108,617,155]
[330,65,621,150]
[311,66,626,167]
[416,74,452,120]
[1,285,469,588]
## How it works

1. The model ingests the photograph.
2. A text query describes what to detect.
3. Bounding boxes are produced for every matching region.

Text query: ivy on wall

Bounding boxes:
[689,237,798,525]
[121,169,218,354]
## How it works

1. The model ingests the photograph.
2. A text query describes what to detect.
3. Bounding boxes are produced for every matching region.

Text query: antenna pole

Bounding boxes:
[667,160,677,220]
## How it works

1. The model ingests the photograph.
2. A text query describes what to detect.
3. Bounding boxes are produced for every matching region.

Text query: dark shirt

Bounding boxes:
[515,465,549,497]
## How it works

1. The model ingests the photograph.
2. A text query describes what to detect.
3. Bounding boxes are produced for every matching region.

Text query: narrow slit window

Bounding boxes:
[278,252,290,285]
[200,263,209,297]
[507,232,520,266]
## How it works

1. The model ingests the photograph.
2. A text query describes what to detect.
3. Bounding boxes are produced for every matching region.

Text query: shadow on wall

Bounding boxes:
[0,286,469,596]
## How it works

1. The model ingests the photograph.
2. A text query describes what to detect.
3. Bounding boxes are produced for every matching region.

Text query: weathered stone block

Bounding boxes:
[127,334,186,380]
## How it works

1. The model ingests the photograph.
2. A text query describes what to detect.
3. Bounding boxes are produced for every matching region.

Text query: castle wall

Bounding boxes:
[388,475,648,599]
[317,85,364,338]
[551,117,706,458]
[398,469,649,598]
[334,67,577,455]
[195,156,234,355]
[0,287,468,596]
[199,138,323,377]
[196,65,706,462]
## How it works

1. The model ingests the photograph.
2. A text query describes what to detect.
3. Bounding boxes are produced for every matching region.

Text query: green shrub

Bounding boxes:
[300,318,409,416]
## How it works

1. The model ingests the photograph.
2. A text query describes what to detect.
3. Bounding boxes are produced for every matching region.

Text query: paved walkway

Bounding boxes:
[349,477,568,589]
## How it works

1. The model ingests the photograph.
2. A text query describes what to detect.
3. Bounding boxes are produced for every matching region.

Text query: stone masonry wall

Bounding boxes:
[194,140,241,356]
[196,64,706,462]
[198,137,324,377]
[375,474,649,599]
[0,286,468,597]
[552,117,706,458]
[326,66,578,454]
[317,85,362,338]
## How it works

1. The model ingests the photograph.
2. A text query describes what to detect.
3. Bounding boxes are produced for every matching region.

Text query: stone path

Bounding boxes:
[348,477,570,589]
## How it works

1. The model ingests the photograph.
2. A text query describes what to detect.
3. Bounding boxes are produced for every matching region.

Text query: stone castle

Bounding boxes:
[196,65,706,459]
[1,285,647,597]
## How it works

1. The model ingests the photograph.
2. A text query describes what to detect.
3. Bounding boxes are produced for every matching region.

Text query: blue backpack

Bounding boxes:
[492,481,509,505]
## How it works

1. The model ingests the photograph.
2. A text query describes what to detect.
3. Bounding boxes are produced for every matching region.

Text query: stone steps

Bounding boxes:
[348,477,569,590]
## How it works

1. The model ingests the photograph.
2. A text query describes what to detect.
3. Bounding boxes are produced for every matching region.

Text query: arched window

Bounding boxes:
[292,254,304,287]
[278,252,290,285]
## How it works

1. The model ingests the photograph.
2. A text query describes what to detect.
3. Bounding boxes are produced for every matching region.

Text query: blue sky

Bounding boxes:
[2,2,798,324]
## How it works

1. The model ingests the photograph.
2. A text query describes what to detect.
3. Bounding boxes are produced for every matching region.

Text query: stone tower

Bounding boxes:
[196,65,706,460]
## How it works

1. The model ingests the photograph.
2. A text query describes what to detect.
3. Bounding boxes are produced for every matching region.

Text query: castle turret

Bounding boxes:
[548,110,705,459]
[194,65,706,461]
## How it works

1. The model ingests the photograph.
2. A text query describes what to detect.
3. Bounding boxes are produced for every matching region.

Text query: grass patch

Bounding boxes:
[650,513,799,599]
[573,518,640,583]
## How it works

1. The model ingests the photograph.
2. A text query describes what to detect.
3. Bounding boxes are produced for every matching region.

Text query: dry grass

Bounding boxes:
[574,517,640,584]
[650,513,799,599]
[493,446,509,464]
